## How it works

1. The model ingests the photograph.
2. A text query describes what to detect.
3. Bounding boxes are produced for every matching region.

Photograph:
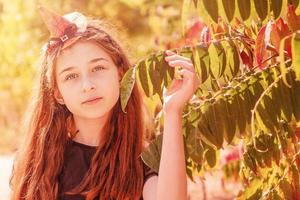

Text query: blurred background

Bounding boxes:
[0,0,239,199]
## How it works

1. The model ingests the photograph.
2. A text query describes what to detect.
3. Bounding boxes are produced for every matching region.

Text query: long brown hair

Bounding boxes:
[10,18,147,200]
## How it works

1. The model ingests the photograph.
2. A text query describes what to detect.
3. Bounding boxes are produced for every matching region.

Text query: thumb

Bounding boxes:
[164,79,182,96]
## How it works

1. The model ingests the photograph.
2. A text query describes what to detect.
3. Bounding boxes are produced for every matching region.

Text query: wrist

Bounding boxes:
[163,105,183,116]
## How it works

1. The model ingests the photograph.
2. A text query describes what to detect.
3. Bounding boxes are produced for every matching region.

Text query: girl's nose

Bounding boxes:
[82,77,96,93]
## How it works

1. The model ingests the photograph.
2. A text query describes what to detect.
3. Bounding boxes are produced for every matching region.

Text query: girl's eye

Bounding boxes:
[93,65,105,72]
[65,73,78,81]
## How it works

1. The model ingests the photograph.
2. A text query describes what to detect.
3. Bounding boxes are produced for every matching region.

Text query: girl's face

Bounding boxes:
[54,40,120,119]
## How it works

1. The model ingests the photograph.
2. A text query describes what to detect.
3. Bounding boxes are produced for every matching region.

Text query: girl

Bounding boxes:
[10,6,199,200]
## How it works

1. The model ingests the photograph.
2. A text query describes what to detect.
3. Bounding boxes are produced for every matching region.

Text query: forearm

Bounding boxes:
[156,109,187,200]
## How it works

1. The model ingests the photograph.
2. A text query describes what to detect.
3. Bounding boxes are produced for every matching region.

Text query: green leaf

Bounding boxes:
[278,121,289,155]
[193,0,198,8]
[156,52,169,87]
[218,98,235,144]
[180,46,193,60]
[182,0,192,35]
[256,103,276,133]
[197,46,210,84]
[207,102,224,148]
[292,32,300,81]
[253,0,269,22]
[224,96,237,142]
[263,94,279,129]
[243,87,255,124]
[296,0,300,15]
[259,72,281,128]
[185,125,204,165]
[246,144,265,169]
[271,0,284,20]
[204,147,217,168]
[208,42,226,79]
[291,76,300,121]
[149,56,163,97]
[237,0,251,21]
[234,94,247,135]
[278,79,293,122]
[221,0,235,22]
[186,165,194,181]
[269,81,282,122]
[221,40,241,81]
[280,35,293,87]
[198,102,219,149]
[137,60,151,97]
[120,66,136,113]
[243,152,257,174]
[141,134,163,173]
[192,45,208,83]
[202,0,219,23]
[242,178,263,200]
[188,108,202,127]
[271,136,281,166]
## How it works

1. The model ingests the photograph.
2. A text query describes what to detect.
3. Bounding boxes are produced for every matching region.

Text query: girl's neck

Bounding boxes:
[72,112,111,147]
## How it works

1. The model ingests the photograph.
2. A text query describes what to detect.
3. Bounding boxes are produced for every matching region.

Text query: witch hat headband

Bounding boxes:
[38,6,88,53]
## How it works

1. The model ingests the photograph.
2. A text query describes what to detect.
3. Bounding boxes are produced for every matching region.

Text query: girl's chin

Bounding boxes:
[78,112,108,119]
[73,108,112,120]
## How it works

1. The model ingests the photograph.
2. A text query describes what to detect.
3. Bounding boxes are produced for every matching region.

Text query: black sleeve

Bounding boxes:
[143,163,158,183]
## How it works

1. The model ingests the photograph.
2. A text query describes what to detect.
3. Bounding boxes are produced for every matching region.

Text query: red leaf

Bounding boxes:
[220,143,244,165]
[212,23,225,39]
[255,25,268,68]
[276,18,291,38]
[185,20,206,41]
[287,4,300,32]
[270,22,282,53]
[240,50,253,69]
[275,18,292,57]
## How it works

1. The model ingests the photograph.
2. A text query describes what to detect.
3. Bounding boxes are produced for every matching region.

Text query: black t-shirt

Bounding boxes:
[58,140,158,200]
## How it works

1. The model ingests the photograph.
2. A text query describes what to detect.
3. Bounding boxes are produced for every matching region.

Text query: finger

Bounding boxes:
[178,69,195,82]
[165,50,176,56]
[165,54,192,63]
[168,60,195,72]
[178,69,199,90]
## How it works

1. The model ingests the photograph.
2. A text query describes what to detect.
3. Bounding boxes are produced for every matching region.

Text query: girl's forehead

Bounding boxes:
[56,40,113,66]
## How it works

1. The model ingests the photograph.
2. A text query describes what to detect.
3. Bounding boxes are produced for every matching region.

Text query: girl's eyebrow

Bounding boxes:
[59,57,108,75]
[89,57,108,64]
[59,66,76,76]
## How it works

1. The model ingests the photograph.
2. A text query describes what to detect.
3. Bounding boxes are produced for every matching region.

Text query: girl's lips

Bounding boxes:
[82,97,103,105]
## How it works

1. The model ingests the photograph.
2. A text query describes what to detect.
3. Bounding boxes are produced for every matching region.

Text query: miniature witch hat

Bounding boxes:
[38,5,88,52]
[38,5,76,38]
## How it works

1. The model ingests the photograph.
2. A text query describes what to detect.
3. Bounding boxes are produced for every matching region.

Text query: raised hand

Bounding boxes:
[163,50,200,113]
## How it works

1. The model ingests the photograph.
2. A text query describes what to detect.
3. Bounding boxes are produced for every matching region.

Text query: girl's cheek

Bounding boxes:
[92,70,107,78]
[61,79,80,91]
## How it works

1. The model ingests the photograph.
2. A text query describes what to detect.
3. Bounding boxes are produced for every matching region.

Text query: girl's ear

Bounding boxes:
[118,68,124,82]
[54,89,65,105]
